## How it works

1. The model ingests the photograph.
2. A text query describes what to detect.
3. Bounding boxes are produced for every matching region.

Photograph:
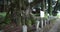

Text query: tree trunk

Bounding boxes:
[9,0,22,26]
[41,0,45,11]
[48,0,52,15]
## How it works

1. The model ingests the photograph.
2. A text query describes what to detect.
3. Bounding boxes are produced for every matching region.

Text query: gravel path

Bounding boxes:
[48,19,60,32]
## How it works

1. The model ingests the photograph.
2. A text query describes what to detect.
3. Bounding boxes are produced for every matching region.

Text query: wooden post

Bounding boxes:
[45,19,47,26]
[22,25,27,32]
[36,20,40,32]
[41,18,43,28]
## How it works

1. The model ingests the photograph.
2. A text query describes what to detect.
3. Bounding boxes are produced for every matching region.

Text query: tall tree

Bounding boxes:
[52,0,60,16]
[48,0,52,15]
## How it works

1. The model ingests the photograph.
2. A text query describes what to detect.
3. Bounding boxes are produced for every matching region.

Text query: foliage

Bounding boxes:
[0,12,11,24]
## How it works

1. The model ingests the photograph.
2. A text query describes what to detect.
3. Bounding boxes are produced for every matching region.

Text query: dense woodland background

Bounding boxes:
[0,0,60,32]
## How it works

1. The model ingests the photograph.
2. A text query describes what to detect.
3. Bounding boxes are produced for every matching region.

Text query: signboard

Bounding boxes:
[40,11,44,18]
